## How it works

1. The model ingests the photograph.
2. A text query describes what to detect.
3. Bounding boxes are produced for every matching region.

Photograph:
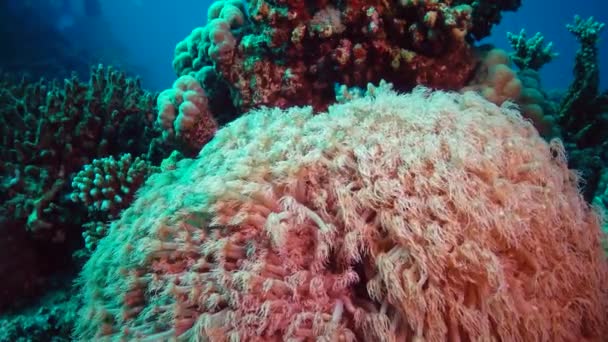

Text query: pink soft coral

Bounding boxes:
[76,86,608,341]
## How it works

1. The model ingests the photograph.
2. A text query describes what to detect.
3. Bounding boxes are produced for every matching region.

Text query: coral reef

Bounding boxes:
[0,65,166,310]
[0,65,161,235]
[594,169,608,232]
[71,154,158,219]
[463,48,556,136]
[461,0,522,40]
[76,87,608,340]
[559,16,606,143]
[3,1,608,340]
[0,289,79,342]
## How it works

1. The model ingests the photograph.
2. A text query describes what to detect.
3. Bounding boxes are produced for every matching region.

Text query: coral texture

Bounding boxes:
[557,16,608,202]
[507,29,557,71]
[593,169,608,239]
[71,154,157,217]
[76,87,608,341]
[0,289,78,341]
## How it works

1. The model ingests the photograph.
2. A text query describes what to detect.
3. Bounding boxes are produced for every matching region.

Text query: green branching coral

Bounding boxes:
[0,65,163,235]
[557,16,607,201]
[559,15,605,126]
[567,15,606,45]
[71,153,159,252]
[507,29,557,70]
[0,65,169,310]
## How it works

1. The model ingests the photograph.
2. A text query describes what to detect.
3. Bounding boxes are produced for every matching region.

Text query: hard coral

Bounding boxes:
[76,87,608,341]
[157,75,218,156]
[507,29,557,71]
[559,16,606,144]
[456,0,521,40]
[0,66,165,309]
[0,65,161,235]
[71,154,157,217]
[0,288,79,341]
[171,0,520,118]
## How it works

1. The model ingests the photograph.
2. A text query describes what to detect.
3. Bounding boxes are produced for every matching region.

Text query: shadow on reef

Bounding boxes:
[0,218,78,311]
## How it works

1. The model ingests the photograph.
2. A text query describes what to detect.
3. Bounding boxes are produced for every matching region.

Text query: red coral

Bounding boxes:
[172,0,512,116]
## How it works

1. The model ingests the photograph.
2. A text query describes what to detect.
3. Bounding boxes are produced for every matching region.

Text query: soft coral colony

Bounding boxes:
[1,0,607,341]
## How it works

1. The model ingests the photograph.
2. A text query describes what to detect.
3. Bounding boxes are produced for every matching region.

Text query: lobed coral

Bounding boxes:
[76,87,608,341]
[157,75,218,156]
[465,48,556,137]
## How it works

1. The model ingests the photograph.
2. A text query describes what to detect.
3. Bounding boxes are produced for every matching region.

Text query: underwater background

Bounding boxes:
[1,0,608,340]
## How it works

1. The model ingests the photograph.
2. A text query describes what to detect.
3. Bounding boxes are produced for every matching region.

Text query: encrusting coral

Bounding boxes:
[76,86,608,341]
